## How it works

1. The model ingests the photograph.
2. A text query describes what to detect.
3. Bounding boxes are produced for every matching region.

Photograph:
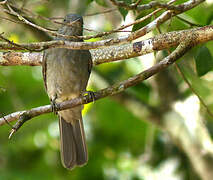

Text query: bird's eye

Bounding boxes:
[63,19,66,22]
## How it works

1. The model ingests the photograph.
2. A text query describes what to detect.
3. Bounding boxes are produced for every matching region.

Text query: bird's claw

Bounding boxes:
[51,96,59,115]
[81,91,95,104]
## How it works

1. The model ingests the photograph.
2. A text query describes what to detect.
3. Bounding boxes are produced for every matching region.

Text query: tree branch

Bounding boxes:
[0,51,42,66]
[109,0,180,11]
[2,0,167,41]
[0,0,8,5]
[0,25,212,66]
[107,0,204,44]
[110,0,204,12]
[0,38,193,126]
[2,3,51,41]
[0,0,204,46]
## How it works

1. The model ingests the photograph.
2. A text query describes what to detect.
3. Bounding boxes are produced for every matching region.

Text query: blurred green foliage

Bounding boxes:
[0,0,213,180]
[195,46,213,76]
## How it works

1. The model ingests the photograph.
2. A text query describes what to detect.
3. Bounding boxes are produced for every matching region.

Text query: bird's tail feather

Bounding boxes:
[59,109,88,170]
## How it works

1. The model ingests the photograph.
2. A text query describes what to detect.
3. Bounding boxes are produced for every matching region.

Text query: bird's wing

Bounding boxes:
[42,51,48,91]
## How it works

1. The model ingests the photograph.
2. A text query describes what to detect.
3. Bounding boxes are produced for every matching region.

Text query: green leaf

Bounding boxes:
[178,62,210,99]
[95,0,107,7]
[118,7,128,20]
[132,10,152,32]
[185,3,209,25]
[117,0,131,20]
[35,5,49,16]
[86,0,94,4]
[207,13,213,25]
[195,46,213,76]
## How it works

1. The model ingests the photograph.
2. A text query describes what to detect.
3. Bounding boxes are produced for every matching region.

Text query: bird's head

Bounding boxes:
[57,14,83,40]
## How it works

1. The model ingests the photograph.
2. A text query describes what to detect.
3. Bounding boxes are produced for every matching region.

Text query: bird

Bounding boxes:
[42,14,92,170]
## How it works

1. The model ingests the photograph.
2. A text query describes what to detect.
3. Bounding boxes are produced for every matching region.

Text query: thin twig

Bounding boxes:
[134,0,142,6]
[0,16,24,24]
[0,32,34,51]
[2,0,204,44]
[84,8,117,16]
[83,28,132,33]
[109,0,181,11]
[176,15,203,27]
[2,114,13,128]
[6,4,80,40]
[4,3,158,40]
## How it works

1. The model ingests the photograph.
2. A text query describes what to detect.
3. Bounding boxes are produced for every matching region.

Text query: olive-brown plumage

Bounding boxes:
[42,14,92,170]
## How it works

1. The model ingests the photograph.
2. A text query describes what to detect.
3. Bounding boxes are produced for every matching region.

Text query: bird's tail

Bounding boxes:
[59,108,88,170]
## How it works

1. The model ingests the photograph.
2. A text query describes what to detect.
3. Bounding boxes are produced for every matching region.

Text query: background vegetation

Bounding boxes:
[0,0,213,179]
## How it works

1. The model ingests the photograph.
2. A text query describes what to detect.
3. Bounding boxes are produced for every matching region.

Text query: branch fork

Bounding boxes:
[0,37,194,139]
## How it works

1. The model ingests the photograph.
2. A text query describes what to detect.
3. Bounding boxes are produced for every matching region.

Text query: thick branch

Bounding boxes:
[0,26,211,51]
[0,52,42,66]
[0,39,192,126]
[0,25,212,66]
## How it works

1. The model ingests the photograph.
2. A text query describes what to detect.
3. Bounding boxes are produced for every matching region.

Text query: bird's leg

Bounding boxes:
[81,90,96,104]
[51,94,59,115]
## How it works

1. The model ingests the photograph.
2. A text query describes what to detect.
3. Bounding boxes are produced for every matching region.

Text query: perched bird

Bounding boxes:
[42,14,92,170]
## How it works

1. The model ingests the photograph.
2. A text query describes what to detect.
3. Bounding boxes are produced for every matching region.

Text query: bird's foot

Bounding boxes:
[81,90,96,104]
[51,95,59,115]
